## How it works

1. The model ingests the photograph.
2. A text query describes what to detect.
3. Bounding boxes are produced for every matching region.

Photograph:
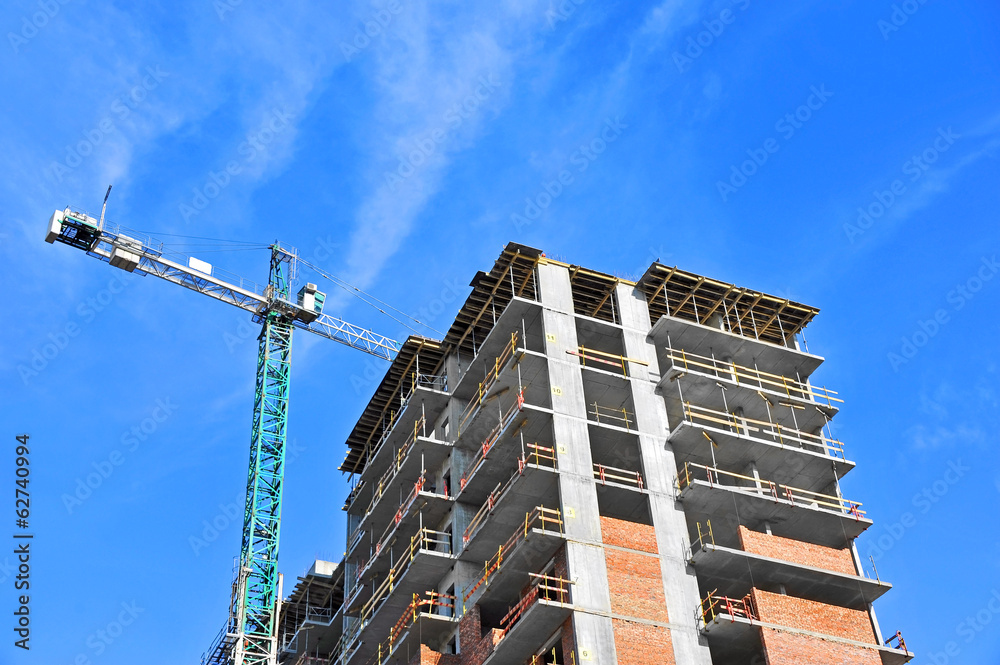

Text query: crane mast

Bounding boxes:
[45,206,401,664]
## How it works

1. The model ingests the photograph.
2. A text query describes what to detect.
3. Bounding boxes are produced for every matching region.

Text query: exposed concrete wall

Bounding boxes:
[537,262,618,664]
[616,284,714,665]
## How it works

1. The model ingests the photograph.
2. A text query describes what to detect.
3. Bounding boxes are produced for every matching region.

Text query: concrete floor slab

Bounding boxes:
[648,315,824,380]
[679,480,871,549]
[692,543,891,608]
[480,601,572,665]
[669,421,854,492]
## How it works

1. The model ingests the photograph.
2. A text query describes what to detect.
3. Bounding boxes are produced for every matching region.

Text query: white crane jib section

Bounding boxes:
[45,208,401,361]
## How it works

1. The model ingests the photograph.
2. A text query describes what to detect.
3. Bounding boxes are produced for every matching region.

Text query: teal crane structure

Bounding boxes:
[45,201,401,665]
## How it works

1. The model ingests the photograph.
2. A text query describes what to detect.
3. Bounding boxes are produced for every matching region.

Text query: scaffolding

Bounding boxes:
[638,263,818,346]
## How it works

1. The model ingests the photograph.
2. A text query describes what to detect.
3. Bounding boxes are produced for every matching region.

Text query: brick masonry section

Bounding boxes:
[759,628,881,665]
[738,526,856,576]
[408,644,462,665]
[751,588,876,645]
[611,619,675,665]
[600,515,674,662]
[605,548,669,622]
[457,604,503,665]
[600,516,659,554]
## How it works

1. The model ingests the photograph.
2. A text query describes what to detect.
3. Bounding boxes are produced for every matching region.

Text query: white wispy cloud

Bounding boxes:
[332,2,550,298]
[906,379,997,451]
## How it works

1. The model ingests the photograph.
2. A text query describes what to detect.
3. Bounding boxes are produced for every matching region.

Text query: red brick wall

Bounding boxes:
[738,526,856,576]
[611,619,675,665]
[751,589,876,644]
[600,516,674,663]
[600,516,659,553]
[457,604,502,665]
[760,628,881,665]
[559,617,576,664]
[605,548,669,622]
[408,644,462,665]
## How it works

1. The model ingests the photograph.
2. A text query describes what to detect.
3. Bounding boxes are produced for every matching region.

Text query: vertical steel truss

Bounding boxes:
[232,248,294,665]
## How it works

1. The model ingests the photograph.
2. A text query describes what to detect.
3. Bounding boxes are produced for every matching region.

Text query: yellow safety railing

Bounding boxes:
[361,370,448,477]
[349,473,430,591]
[355,528,452,628]
[458,391,526,492]
[458,331,520,435]
[677,461,865,519]
[593,462,644,490]
[699,589,756,624]
[682,401,846,459]
[463,447,558,545]
[692,520,715,554]
[498,574,572,639]
[568,345,648,377]
[463,506,564,603]
[666,349,841,407]
[588,402,634,430]
[348,415,426,522]
[363,591,457,665]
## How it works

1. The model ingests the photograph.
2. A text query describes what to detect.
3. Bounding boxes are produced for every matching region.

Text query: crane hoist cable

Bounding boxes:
[298,257,447,338]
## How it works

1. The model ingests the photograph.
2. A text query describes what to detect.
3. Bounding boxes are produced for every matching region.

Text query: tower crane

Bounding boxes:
[45,195,402,665]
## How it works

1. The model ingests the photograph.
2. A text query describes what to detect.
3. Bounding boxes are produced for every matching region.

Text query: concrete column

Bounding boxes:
[617,284,714,665]
[537,263,618,664]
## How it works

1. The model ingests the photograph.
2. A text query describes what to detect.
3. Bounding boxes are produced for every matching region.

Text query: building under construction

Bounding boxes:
[274,243,913,665]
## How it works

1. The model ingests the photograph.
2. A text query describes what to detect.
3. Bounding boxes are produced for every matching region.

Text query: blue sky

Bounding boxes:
[1,0,998,663]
